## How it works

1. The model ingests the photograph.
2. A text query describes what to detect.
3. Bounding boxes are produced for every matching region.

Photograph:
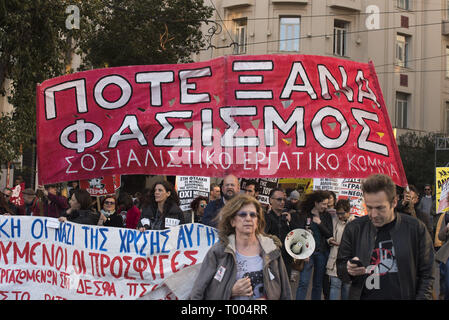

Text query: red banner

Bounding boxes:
[79,175,121,197]
[36,55,407,186]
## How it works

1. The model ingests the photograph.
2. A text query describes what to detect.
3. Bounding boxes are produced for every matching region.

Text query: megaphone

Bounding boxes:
[284,228,315,260]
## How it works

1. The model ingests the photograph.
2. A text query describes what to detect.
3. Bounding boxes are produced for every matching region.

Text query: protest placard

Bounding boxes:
[0,216,217,300]
[79,175,121,197]
[175,176,210,212]
[313,178,342,196]
[256,178,279,205]
[436,167,449,213]
[36,54,407,186]
[337,178,367,216]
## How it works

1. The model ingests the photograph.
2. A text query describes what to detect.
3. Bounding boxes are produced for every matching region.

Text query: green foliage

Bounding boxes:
[0,0,73,165]
[75,0,213,68]
[0,0,213,166]
[0,114,22,164]
[397,131,449,189]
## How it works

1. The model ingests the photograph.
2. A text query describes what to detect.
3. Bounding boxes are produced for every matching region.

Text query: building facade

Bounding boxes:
[195,0,449,137]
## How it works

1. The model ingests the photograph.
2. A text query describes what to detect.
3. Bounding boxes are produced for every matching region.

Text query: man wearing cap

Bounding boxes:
[286,190,300,211]
[18,188,43,216]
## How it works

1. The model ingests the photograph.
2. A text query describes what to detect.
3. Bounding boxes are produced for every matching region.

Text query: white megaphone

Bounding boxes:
[284,228,315,260]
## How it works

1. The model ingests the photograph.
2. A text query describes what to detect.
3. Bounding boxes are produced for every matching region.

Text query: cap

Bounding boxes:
[289,190,300,200]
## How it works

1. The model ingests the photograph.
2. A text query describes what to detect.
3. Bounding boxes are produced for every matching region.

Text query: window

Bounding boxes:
[445,102,449,135]
[396,34,410,67]
[447,0,449,20]
[233,18,247,54]
[333,20,349,57]
[397,0,410,10]
[446,47,449,78]
[279,17,300,52]
[395,93,409,129]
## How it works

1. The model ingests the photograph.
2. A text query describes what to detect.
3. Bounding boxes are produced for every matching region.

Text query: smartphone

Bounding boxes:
[349,259,363,267]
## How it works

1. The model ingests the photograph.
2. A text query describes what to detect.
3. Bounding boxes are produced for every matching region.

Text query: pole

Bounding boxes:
[6,161,10,188]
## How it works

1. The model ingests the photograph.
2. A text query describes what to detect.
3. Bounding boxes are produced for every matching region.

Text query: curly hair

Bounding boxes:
[335,198,350,213]
[299,190,330,214]
[190,196,208,213]
[217,194,268,245]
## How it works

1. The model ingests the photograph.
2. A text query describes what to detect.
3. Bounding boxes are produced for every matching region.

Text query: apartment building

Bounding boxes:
[195,0,449,137]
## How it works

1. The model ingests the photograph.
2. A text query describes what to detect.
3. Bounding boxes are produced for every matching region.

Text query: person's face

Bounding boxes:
[47,186,57,196]
[364,191,396,228]
[3,189,11,201]
[231,203,259,237]
[69,194,81,210]
[244,184,256,197]
[198,200,207,215]
[290,198,299,205]
[410,191,419,205]
[211,186,221,200]
[103,197,116,212]
[154,184,170,203]
[328,196,335,208]
[222,175,239,200]
[336,209,350,222]
[424,186,432,195]
[314,198,329,213]
[270,191,286,213]
[23,194,35,205]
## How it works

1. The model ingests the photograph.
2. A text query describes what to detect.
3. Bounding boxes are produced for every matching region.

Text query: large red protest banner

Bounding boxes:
[36,55,407,186]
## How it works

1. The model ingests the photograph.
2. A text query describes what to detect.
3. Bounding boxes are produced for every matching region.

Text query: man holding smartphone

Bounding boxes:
[336,174,435,300]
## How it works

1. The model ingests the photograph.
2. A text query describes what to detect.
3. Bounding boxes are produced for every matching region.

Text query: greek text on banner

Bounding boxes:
[36,54,407,186]
[0,216,217,300]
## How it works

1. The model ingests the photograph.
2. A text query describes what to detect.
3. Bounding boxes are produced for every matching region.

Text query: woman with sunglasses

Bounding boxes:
[190,194,292,300]
[98,196,124,228]
[186,196,208,223]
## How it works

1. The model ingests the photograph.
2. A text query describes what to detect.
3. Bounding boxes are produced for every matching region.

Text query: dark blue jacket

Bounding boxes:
[201,198,225,228]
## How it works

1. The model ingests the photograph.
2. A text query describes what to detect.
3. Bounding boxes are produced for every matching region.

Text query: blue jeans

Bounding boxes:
[296,251,328,300]
[329,276,350,300]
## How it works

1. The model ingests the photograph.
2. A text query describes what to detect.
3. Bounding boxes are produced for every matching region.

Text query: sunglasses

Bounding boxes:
[200,203,207,208]
[236,211,258,218]
[424,189,431,191]
[272,197,286,202]
[104,201,115,205]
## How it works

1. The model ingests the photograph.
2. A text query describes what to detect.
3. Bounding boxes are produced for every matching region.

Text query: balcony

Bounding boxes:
[222,0,254,8]
[328,0,361,11]
[271,0,309,3]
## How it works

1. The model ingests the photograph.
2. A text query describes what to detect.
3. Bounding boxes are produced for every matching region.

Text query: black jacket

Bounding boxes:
[336,212,435,300]
[202,198,225,228]
[103,211,124,228]
[138,200,185,230]
[264,209,304,276]
[296,210,333,253]
[64,209,100,225]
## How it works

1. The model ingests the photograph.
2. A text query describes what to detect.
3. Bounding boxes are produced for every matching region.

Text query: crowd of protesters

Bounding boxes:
[1,173,448,301]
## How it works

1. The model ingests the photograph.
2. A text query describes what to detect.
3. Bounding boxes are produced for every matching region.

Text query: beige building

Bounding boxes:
[195,0,449,137]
